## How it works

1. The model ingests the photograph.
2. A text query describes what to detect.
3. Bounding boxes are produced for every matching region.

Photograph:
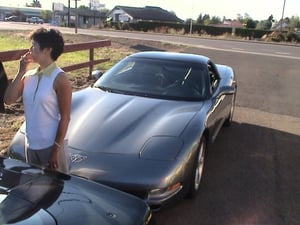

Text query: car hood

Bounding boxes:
[0,157,151,225]
[69,87,204,154]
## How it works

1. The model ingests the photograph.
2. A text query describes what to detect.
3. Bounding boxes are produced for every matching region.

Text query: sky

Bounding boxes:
[0,0,299,21]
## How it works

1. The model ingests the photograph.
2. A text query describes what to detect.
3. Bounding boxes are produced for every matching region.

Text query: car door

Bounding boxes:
[206,61,227,143]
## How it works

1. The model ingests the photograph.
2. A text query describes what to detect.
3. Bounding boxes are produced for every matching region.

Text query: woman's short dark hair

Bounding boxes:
[29,28,64,61]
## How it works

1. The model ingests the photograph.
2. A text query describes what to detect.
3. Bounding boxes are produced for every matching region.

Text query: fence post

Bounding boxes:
[0,62,8,112]
[89,48,94,79]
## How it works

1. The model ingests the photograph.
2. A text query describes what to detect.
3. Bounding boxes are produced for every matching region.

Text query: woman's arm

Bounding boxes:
[4,52,32,105]
[48,72,72,169]
[54,72,72,147]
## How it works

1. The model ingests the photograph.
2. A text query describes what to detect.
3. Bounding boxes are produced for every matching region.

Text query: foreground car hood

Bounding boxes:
[69,87,204,154]
[0,157,151,225]
[0,193,55,225]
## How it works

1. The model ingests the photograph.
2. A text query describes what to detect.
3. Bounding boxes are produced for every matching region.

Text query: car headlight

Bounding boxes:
[139,136,183,160]
[147,182,182,205]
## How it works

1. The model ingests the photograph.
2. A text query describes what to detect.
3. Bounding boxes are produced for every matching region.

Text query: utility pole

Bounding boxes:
[189,1,194,36]
[280,0,286,32]
[75,0,78,33]
[189,19,193,35]
[68,0,70,27]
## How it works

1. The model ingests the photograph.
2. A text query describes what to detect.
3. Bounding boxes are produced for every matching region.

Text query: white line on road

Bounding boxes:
[275,52,291,55]
[188,44,300,60]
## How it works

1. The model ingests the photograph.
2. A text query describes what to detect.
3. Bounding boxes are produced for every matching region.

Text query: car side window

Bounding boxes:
[208,62,220,92]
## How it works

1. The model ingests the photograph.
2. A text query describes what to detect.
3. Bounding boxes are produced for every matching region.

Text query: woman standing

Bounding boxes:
[4,28,72,173]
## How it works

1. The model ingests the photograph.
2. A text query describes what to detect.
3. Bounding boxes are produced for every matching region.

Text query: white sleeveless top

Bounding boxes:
[23,64,63,150]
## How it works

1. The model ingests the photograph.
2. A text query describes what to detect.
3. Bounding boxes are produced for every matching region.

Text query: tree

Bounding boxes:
[11,9,25,21]
[244,18,257,29]
[11,9,22,17]
[79,5,89,9]
[41,10,52,22]
[236,13,254,27]
[236,13,243,23]
[185,18,193,24]
[26,0,41,8]
[196,13,210,25]
[256,14,274,30]
[266,14,274,29]
[289,16,300,30]
[100,8,109,15]
[203,15,212,26]
[209,16,221,25]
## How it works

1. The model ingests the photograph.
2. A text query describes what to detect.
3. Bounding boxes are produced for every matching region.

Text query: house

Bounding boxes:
[214,20,244,28]
[53,6,103,28]
[212,20,244,36]
[0,5,42,21]
[271,21,289,31]
[107,6,184,23]
[0,5,103,28]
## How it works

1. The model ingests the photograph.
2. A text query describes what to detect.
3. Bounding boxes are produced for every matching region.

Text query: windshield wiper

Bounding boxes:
[95,86,126,94]
[95,85,113,92]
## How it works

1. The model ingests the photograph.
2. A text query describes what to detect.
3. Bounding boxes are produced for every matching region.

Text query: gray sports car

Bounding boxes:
[9,51,237,210]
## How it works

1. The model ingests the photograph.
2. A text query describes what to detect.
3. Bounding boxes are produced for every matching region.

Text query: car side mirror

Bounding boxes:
[219,86,236,95]
[213,86,236,99]
[92,70,103,80]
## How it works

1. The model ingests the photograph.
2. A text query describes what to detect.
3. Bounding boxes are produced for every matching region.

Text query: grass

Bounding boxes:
[0,32,29,50]
[0,30,135,151]
[0,30,131,79]
[0,114,25,151]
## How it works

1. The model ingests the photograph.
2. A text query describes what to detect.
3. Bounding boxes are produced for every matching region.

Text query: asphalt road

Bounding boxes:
[1,23,300,225]
[153,48,300,225]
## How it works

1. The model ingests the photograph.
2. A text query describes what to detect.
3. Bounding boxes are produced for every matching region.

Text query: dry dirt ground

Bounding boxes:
[0,33,188,153]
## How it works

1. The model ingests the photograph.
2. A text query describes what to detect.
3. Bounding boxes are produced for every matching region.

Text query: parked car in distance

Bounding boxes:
[9,51,237,210]
[0,157,152,225]
[26,17,44,24]
[4,15,18,21]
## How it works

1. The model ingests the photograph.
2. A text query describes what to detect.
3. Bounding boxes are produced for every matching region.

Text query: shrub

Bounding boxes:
[286,32,300,42]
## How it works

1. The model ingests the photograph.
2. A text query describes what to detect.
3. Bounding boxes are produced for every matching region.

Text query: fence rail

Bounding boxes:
[0,39,111,76]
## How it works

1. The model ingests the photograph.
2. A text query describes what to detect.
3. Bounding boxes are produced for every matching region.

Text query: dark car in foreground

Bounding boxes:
[0,157,152,225]
[9,51,237,210]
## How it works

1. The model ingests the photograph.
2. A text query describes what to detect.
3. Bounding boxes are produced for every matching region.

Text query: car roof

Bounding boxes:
[128,51,210,64]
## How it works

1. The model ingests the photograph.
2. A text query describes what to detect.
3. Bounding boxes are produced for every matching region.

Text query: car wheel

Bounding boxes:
[224,90,236,127]
[186,136,206,198]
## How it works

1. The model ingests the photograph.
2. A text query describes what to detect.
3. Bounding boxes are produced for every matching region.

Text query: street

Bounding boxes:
[153,45,300,225]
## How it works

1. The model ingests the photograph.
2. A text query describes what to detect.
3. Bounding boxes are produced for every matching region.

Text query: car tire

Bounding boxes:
[186,136,206,198]
[224,90,236,127]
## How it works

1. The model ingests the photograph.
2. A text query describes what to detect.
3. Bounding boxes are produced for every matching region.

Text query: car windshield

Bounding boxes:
[94,57,209,101]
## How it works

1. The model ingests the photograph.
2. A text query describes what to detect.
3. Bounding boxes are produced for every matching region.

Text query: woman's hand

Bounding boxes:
[19,52,33,74]
[48,147,60,170]
[3,52,33,105]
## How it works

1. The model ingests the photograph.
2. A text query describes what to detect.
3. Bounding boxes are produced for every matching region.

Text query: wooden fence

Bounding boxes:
[0,39,111,77]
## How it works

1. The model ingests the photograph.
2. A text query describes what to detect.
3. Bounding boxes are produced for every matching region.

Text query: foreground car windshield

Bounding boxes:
[94,57,208,100]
